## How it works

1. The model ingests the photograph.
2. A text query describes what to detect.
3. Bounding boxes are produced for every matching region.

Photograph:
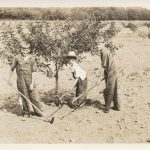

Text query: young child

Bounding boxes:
[8,40,42,117]
[67,51,87,108]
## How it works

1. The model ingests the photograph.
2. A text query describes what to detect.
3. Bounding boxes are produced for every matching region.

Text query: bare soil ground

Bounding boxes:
[0,26,150,144]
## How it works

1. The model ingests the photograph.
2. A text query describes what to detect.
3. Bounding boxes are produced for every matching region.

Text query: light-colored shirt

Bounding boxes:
[71,62,87,81]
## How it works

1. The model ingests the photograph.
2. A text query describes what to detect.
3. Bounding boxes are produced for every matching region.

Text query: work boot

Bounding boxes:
[54,95,60,107]
[23,112,31,118]
[111,106,121,111]
[68,101,74,109]
[69,101,79,109]
[103,109,109,113]
[34,112,42,117]
[103,107,110,113]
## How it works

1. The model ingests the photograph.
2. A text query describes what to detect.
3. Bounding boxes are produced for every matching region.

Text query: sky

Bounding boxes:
[0,0,150,9]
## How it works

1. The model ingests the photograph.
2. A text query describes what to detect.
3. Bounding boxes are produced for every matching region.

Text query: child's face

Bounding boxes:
[69,59,75,66]
[21,47,30,57]
[67,59,74,67]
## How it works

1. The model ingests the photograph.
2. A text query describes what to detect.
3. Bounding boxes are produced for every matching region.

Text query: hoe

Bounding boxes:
[2,77,54,124]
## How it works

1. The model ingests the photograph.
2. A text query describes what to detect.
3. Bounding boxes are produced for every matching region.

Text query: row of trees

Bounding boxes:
[0,7,150,20]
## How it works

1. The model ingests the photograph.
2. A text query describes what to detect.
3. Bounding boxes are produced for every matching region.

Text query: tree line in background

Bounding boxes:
[0,7,150,20]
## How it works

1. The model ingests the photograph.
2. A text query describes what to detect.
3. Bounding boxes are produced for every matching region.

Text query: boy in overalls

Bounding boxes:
[8,41,42,117]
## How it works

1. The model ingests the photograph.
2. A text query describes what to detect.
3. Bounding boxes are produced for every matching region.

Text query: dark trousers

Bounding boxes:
[103,71,120,110]
[17,79,42,115]
[76,77,88,105]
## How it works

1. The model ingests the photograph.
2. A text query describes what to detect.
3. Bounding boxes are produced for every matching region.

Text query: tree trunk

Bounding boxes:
[55,70,59,94]
[55,61,59,94]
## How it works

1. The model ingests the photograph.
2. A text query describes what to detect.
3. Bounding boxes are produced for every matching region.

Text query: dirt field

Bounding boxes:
[0,23,150,144]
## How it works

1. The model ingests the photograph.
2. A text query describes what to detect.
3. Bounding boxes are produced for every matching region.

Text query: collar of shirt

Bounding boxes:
[19,54,32,62]
[24,55,30,62]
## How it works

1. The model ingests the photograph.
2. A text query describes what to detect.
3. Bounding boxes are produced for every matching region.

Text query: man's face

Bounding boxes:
[97,43,104,50]
[21,47,30,57]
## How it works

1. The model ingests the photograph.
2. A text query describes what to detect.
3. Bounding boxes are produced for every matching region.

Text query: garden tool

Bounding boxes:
[1,76,54,124]
[71,78,104,104]
[49,89,74,119]
[59,79,104,119]
[55,81,76,107]
[47,78,104,121]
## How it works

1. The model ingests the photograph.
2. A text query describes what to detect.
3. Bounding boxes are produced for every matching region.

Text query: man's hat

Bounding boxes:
[66,51,77,59]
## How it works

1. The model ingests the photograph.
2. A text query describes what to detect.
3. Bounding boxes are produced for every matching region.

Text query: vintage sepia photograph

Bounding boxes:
[0,0,150,147]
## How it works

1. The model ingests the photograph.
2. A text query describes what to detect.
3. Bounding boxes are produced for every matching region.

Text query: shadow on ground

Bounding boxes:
[0,94,23,116]
[0,90,105,117]
[39,89,74,107]
[85,98,105,110]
